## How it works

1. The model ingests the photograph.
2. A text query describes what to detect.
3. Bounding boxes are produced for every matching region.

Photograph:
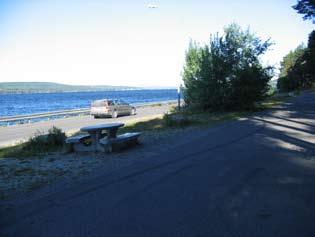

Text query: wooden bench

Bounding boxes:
[66,134,92,152]
[99,132,141,153]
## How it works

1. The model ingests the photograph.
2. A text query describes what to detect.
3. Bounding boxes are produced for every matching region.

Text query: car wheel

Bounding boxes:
[130,108,136,115]
[94,115,100,119]
[111,110,118,118]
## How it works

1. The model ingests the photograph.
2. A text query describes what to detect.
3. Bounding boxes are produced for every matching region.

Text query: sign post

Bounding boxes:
[177,85,181,111]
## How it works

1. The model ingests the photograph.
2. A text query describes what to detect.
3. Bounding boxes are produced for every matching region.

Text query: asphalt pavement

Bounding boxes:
[1,92,315,237]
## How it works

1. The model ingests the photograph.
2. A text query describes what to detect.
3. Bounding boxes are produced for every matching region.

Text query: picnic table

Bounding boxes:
[66,122,141,153]
[80,123,124,152]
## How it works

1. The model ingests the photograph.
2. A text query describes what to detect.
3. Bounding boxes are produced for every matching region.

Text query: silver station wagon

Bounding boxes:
[90,99,136,118]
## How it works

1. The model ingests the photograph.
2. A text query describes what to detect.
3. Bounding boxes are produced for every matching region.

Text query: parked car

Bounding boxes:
[90,99,136,118]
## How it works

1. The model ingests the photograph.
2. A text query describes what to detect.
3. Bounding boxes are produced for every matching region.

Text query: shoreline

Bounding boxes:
[0,88,176,95]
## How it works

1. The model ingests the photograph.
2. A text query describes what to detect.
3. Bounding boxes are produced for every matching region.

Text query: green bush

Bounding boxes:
[47,126,66,146]
[182,23,273,111]
[23,126,66,153]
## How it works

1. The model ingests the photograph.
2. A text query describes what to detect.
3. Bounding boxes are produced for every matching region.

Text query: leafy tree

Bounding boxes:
[277,45,307,91]
[281,1,315,91]
[182,23,273,111]
[293,0,315,22]
[306,30,315,79]
[279,44,307,78]
[277,32,315,91]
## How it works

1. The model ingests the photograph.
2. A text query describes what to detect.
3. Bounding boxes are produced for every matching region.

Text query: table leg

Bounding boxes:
[89,132,97,152]
[99,128,118,153]
[89,131,104,152]
[108,128,118,139]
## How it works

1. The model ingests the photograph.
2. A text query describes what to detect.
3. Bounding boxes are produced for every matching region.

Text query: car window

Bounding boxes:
[92,100,106,107]
[108,100,114,106]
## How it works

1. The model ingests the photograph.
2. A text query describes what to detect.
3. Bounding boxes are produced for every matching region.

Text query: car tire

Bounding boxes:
[111,110,118,118]
[94,115,100,119]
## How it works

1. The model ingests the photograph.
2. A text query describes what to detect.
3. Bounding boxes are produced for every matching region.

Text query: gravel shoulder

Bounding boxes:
[0,120,205,201]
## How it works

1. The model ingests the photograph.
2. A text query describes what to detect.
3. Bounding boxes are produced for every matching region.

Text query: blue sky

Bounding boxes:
[0,0,313,87]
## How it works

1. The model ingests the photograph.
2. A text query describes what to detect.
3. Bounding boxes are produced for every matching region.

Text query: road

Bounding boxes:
[0,103,171,147]
[1,92,315,236]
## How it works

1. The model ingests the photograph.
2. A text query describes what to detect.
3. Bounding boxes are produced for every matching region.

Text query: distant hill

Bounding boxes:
[0,82,139,94]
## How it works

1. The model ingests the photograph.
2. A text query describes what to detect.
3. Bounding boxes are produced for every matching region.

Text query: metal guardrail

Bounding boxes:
[0,108,90,125]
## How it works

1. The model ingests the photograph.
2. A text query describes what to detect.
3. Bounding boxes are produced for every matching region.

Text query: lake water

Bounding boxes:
[0,89,178,117]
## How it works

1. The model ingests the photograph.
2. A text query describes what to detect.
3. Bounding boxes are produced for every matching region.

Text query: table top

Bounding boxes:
[80,123,124,132]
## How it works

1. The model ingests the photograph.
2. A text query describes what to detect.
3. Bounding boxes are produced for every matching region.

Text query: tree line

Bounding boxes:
[277,0,314,92]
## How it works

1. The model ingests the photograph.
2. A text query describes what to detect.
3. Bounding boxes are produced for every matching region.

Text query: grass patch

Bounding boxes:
[256,94,292,110]
[119,110,248,135]
[119,118,164,133]
[118,115,171,134]
[119,93,291,135]
[0,126,66,158]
